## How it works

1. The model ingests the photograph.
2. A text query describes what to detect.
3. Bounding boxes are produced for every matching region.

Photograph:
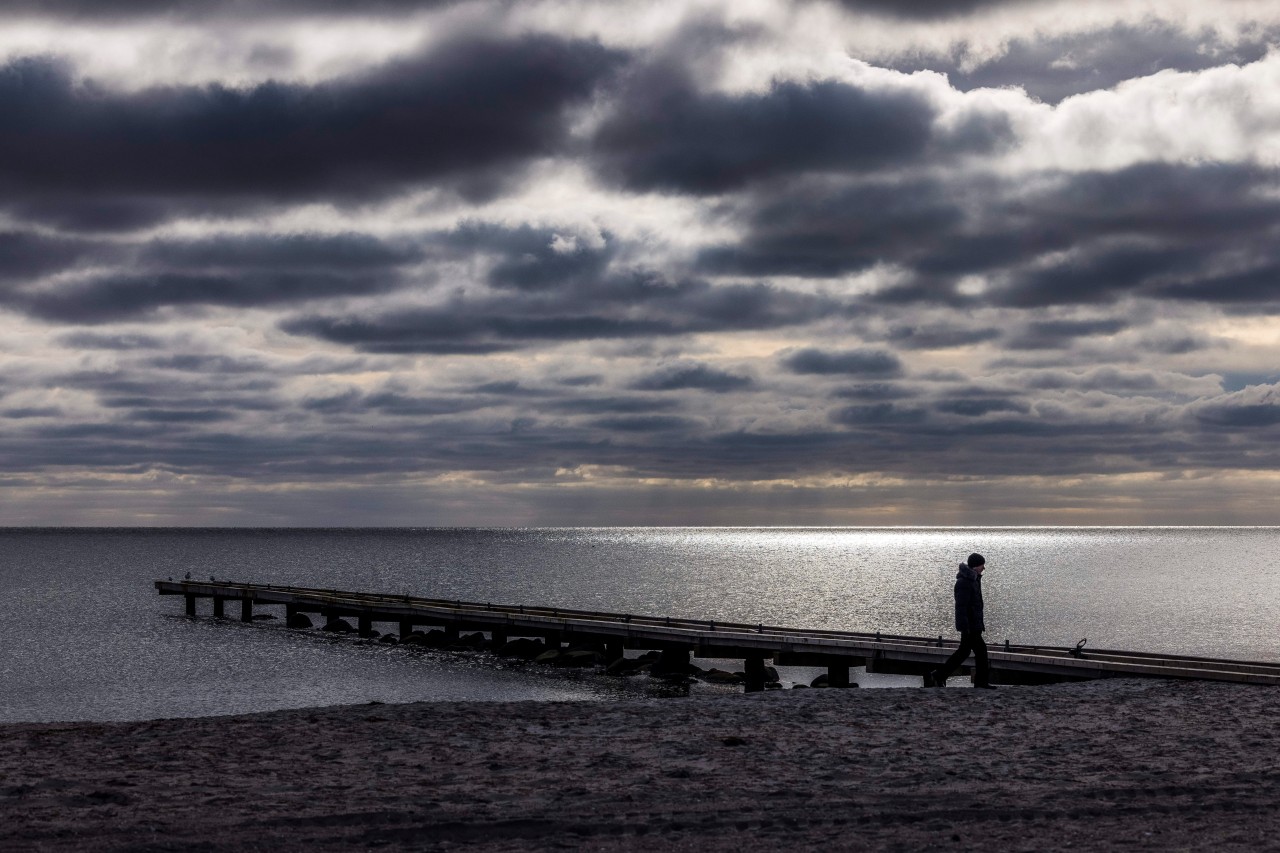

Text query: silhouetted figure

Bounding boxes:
[184,572,191,580]
[927,553,994,689]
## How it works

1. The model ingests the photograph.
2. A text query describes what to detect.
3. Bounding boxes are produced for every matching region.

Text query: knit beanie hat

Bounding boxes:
[966,553,986,568]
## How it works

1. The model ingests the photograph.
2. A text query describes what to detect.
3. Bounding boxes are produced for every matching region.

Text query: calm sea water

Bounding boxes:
[2,527,1278,723]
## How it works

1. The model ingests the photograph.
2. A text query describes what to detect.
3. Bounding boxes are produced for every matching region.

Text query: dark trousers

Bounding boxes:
[937,631,990,686]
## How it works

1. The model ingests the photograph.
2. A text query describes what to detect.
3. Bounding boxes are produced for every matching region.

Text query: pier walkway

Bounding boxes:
[155,580,1280,688]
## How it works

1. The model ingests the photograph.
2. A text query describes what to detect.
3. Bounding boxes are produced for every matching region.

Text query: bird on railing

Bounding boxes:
[184,572,191,580]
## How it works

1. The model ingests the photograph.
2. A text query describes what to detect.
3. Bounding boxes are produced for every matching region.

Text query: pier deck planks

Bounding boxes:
[155,580,1280,686]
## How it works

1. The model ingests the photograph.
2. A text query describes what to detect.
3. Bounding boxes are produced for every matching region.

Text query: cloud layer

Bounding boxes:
[2,0,1280,524]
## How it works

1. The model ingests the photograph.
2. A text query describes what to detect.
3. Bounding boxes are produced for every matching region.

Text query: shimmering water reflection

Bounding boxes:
[2,527,1277,722]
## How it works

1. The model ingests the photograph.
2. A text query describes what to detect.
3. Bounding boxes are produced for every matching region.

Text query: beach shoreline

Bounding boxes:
[3,679,1277,851]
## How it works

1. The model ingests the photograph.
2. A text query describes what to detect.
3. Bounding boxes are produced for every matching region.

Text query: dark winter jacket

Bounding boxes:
[954,563,985,633]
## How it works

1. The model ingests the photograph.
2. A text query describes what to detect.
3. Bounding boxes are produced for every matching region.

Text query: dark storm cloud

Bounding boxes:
[630,362,753,392]
[1155,261,1280,304]
[0,37,623,227]
[832,382,908,401]
[0,0,461,18]
[142,233,423,271]
[934,397,1027,417]
[282,224,836,352]
[445,223,615,292]
[1020,367,1180,393]
[700,162,1280,312]
[302,389,490,417]
[830,0,1028,20]
[2,407,63,419]
[830,402,926,425]
[592,68,1010,195]
[17,270,403,323]
[780,347,902,376]
[281,308,670,354]
[1194,387,1280,429]
[1004,318,1130,350]
[998,247,1174,309]
[143,354,270,373]
[590,414,697,432]
[887,22,1275,104]
[58,332,166,350]
[0,231,102,281]
[697,178,963,277]
[4,231,426,322]
[56,367,280,401]
[131,408,237,423]
[885,323,997,350]
[284,278,832,352]
[547,396,681,415]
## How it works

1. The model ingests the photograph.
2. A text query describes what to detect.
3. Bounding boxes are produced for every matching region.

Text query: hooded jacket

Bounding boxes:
[954,562,985,633]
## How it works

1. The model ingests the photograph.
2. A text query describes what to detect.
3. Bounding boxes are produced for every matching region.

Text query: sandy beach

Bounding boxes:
[2,678,1277,852]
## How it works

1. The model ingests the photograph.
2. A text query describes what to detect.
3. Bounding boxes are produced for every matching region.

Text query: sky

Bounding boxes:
[3,0,1280,526]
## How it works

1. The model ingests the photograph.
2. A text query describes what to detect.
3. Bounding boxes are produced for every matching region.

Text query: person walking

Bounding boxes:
[926,553,994,689]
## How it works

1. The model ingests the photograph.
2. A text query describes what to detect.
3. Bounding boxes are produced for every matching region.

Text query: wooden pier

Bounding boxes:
[155,580,1280,688]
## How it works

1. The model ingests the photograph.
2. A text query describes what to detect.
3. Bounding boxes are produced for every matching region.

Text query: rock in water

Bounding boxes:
[699,669,745,685]
[559,650,601,667]
[497,638,546,659]
[287,613,313,630]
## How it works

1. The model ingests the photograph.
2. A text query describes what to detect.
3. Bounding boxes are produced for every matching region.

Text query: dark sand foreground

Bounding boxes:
[3,679,1278,851]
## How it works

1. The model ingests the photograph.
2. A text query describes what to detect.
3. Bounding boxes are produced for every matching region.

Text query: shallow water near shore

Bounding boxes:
[2,526,1278,722]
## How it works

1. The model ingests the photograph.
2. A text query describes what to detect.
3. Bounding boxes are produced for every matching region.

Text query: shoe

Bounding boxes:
[925,670,945,688]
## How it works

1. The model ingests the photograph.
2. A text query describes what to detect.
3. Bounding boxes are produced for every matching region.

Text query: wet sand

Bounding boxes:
[2,678,1277,851]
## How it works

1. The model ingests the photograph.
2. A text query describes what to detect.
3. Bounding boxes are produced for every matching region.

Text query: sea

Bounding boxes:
[2,527,1278,723]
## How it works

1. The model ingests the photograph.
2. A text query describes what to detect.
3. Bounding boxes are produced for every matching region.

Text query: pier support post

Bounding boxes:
[605,640,623,662]
[654,648,690,676]
[744,657,766,693]
[240,598,253,622]
[543,631,561,651]
[213,597,224,618]
[399,620,414,638]
[185,594,196,617]
[358,614,372,636]
[827,661,851,689]
[444,623,459,642]
[491,629,507,648]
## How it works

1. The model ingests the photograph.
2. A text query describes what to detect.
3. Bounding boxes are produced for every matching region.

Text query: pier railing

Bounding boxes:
[155,580,1280,688]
